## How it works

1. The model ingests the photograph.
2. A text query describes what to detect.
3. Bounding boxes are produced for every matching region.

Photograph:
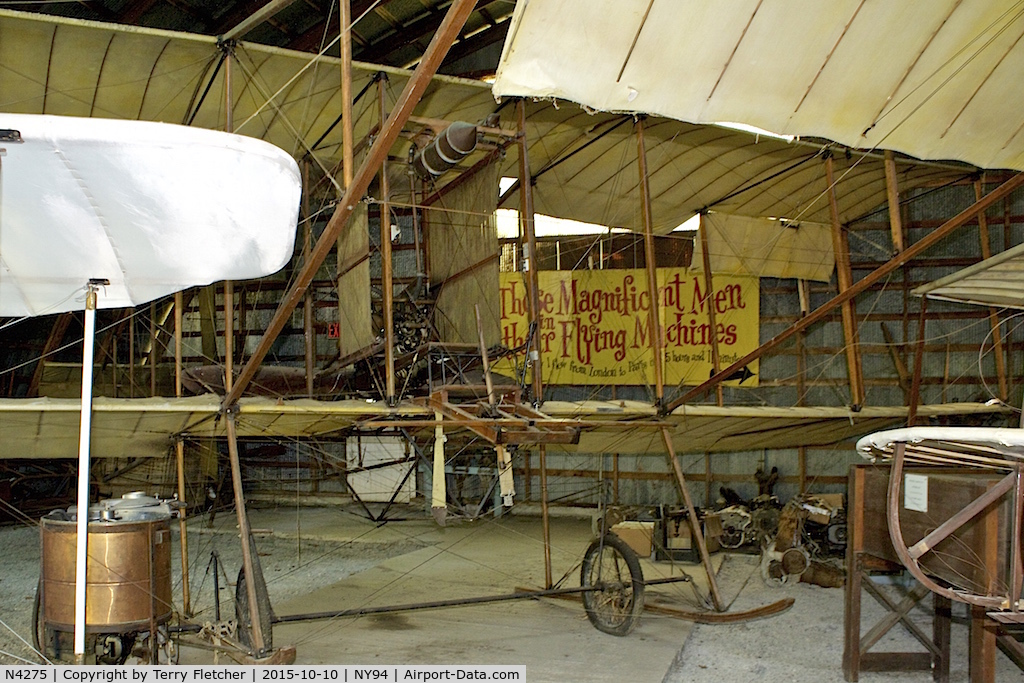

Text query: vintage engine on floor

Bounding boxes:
[36,492,175,664]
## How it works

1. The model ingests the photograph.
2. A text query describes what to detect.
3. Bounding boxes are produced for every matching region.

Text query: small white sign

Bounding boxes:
[904,473,929,513]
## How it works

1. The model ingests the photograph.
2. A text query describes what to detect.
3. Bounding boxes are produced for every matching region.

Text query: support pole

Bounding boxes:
[379,74,396,404]
[517,99,544,404]
[666,172,1024,412]
[221,0,477,410]
[974,178,1008,401]
[825,153,864,409]
[338,0,355,361]
[176,439,192,617]
[223,47,235,393]
[698,214,723,406]
[174,292,183,399]
[496,445,515,507]
[431,411,447,525]
[636,116,664,402]
[908,297,928,427]
[224,282,234,389]
[883,150,905,254]
[29,313,73,397]
[662,427,723,611]
[149,303,156,396]
[226,411,267,656]
[475,304,496,409]
[340,0,354,190]
[539,445,552,589]
[128,311,135,398]
[302,161,315,397]
[73,282,101,660]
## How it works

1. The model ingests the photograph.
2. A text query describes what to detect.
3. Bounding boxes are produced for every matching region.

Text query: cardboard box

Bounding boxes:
[611,521,654,558]
[819,493,844,509]
[806,494,844,525]
[702,513,723,553]
[658,517,721,558]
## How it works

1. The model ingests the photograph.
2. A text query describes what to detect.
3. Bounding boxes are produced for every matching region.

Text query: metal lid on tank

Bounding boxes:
[67,492,174,522]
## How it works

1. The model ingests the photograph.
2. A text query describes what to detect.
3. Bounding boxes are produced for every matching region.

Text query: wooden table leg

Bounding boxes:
[969,605,997,683]
[933,594,950,683]
[843,553,863,681]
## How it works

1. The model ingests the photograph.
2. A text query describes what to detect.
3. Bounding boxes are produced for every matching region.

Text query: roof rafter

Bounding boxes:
[288,0,377,53]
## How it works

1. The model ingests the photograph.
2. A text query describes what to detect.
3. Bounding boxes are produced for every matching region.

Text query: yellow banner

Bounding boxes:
[497,269,759,386]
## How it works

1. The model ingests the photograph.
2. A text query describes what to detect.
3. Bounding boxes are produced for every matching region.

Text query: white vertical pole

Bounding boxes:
[73,282,100,660]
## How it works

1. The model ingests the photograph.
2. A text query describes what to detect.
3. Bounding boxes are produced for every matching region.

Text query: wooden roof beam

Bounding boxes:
[355,2,457,64]
[220,0,302,41]
[439,17,510,69]
[288,0,377,53]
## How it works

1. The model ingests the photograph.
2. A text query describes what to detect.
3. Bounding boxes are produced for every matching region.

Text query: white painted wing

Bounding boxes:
[0,113,300,315]
[493,0,1024,172]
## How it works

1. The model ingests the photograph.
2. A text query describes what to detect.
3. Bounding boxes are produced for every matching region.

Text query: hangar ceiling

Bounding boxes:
[9,0,513,78]
[0,6,980,237]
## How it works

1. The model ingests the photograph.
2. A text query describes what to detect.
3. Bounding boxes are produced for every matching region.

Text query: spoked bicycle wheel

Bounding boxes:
[580,533,645,636]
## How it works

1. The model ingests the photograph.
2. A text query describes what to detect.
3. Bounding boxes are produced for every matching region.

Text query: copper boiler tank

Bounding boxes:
[39,493,174,633]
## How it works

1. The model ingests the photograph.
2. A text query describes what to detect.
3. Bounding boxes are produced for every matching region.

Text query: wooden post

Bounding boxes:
[886,150,913,389]
[29,312,73,397]
[174,292,183,399]
[111,321,118,398]
[908,297,928,427]
[698,214,723,406]
[968,498,1000,683]
[175,439,191,617]
[662,428,723,611]
[798,447,807,494]
[612,453,619,506]
[517,99,544,404]
[797,278,808,493]
[539,445,552,589]
[974,178,1008,401]
[843,466,865,680]
[825,153,864,409]
[883,150,905,254]
[379,75,396,404]
[223,48,235,393]
[149,303,157,396]
[636,116,665,402]
[224,282,234,391]
[338,0,355,361]
[704,452,712,504]
[128,311,135,398]
[226,412,268,656]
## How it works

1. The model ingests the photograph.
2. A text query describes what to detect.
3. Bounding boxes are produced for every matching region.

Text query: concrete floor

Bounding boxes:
[181,507,703,681]
[6,504,1019,680]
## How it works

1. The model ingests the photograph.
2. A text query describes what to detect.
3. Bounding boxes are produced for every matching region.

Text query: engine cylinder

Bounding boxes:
[412,122,478,179]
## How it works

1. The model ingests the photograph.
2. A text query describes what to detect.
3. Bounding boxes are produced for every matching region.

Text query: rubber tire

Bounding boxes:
[31,579,47,660]
[235,534,274,654]
[580,533,645,636]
